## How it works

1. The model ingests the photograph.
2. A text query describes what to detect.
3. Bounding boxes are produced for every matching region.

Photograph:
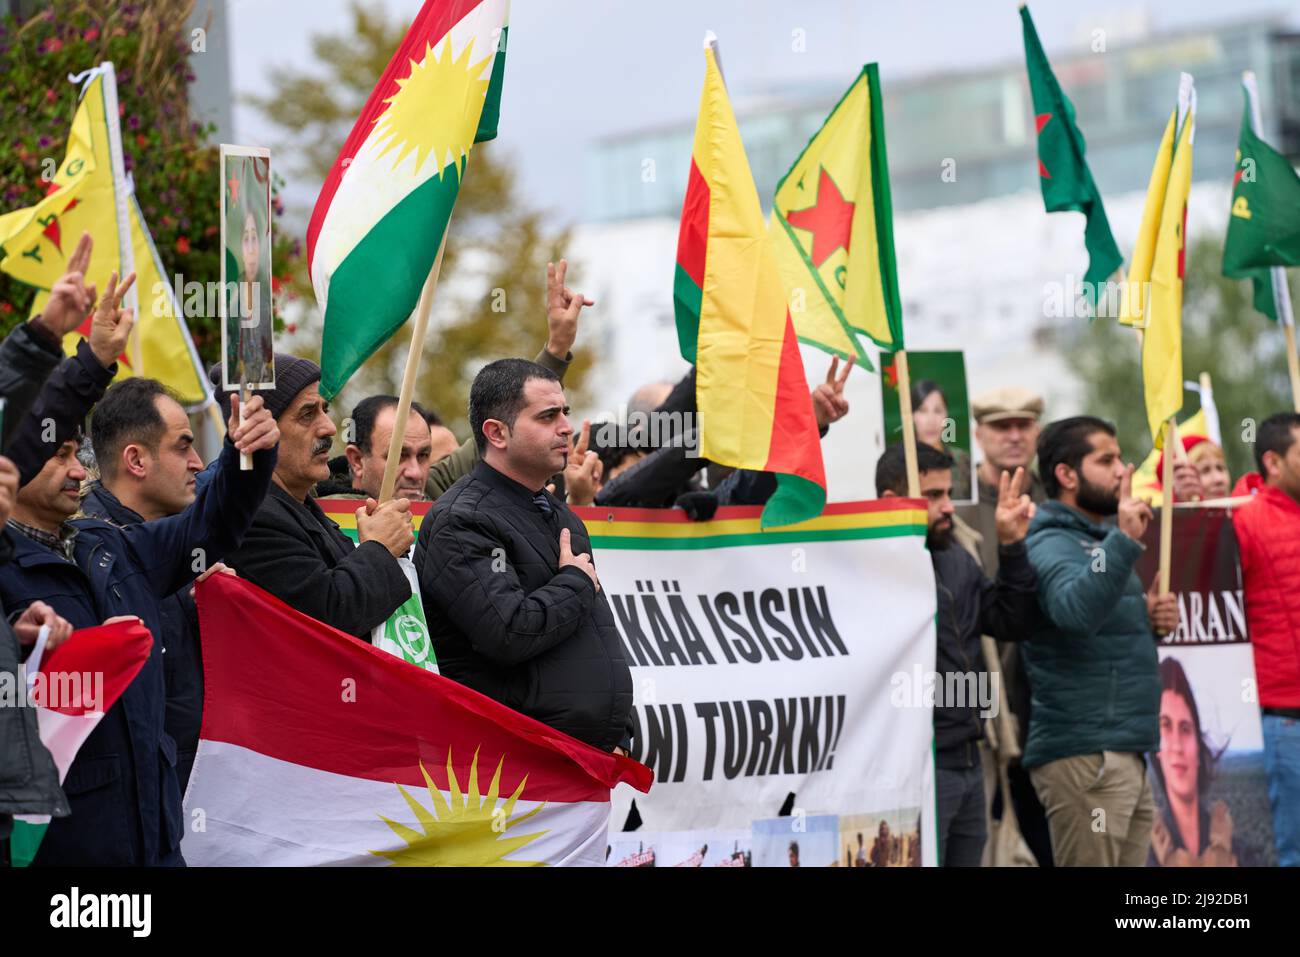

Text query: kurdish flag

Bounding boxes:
[10,619,153,867]
[0,64,211,408]
[184,573,650,866]
[1223,73,1300,324]
[308,0,509,400]
[769,64,904,363]
[674,35,827,530]
[1138,76,1195,445]
[1020,6,1123,303]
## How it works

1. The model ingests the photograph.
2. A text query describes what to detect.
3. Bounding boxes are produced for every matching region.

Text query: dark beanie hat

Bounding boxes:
[208,354,323,420]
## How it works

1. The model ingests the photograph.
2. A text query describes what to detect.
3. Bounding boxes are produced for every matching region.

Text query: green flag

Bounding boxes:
[1223,76,1300,322]
[1020,5,1123,299]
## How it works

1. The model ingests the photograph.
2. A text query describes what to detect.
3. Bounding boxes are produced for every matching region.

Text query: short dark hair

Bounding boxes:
[468,358,561,453]
[874,442,954,497]
[1037,416,1116,498]
[911,378,946,412]
[90,378,178,480]
[1255,412,1300,476]
[422,407,444,428]
[350,395,429,455]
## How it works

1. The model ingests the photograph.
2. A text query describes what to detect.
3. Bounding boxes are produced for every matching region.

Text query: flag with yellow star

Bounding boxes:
[308,0,510,399]
[768,64,904,365]
[183,573,651,866]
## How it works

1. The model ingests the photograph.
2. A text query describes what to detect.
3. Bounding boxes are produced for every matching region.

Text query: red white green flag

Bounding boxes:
[184,574,651,866]
[307,0,510,399]
[10,619,153,867]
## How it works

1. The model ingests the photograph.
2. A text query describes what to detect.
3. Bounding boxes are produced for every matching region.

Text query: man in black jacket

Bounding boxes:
[417,358,633,752]
[215,355,414,639]
[0,234,108,863]
[876,442,1042,866]
[80,377,218,793]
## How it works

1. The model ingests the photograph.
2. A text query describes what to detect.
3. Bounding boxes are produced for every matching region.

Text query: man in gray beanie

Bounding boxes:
[210,354,414,639]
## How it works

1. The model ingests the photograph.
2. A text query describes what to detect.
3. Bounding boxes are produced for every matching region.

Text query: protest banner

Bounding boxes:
[1135,504,1276,866]
[574,499,939,866]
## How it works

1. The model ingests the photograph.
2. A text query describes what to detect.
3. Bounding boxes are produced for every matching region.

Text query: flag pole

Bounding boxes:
[1158,417,1177,595]
[1284,322,1300,413]
[378,230,448,503]
[894,349,921,498]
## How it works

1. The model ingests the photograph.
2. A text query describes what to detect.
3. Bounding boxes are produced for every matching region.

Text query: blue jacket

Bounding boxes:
[0,439,275,865]
[79,483,204,794]
[1022,501,1160,768]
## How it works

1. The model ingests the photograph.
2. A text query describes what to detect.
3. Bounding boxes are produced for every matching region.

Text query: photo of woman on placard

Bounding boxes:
[220,147,274,391]
[1149,656,1250,866]
[912,378,972,502]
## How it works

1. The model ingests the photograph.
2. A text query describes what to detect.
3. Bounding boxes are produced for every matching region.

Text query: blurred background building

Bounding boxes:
[569,14,1300,499]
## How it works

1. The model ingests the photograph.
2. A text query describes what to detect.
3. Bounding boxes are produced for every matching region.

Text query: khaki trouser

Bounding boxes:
[1029,751,1154,866]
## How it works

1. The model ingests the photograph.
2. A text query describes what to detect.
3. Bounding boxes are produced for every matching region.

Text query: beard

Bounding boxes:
[926,519,954,551]
[1076,474,1119,515]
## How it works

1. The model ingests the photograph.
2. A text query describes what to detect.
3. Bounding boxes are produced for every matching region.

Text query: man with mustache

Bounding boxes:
[876,441,1041,866]
[1022,416,1179,867]
[317,395,435,503]
[214,355,415,639]
[416,358,633,752]
[0,369,279,866]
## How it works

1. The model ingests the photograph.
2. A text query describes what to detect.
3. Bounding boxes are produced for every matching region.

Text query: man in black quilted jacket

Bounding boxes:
[415,358,633,753]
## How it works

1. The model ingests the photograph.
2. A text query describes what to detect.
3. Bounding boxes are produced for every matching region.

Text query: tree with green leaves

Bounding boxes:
[1064,236,1297,479]
[250,0,588,436]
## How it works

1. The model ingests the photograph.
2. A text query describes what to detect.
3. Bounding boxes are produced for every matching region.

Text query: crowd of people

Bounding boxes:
[1,233,1298,870]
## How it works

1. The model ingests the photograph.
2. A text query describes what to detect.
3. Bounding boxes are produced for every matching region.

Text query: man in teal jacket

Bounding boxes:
[1024,416,1178,866]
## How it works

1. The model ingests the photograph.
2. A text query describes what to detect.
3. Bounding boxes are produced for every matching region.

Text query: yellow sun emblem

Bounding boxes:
[370,33,494,178]
[370,748,549,866]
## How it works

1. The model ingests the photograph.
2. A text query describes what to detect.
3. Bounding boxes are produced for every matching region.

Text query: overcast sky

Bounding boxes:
[228,0,1297,223]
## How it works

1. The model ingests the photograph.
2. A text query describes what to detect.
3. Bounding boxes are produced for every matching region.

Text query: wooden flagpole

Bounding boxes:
[1158,417,1177,595]
[378,231,449,503]
[1285,322,1300,413]
[894,349,921,498]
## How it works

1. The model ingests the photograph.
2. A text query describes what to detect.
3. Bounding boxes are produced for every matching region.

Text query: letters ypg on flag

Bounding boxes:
[674,37,827,530]
[0,64,211,408]
[308,0,510,400]
[1020,5,1123,302]
[1223,78,1300,322]
[184,574,650,866]
[768,64,905,363]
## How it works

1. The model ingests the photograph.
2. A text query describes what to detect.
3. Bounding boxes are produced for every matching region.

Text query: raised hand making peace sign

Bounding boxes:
[812,355,854,429]
[35,232,97,339]
[88,268,137,369]
[993,465,1037,545]
[545,258,594,361]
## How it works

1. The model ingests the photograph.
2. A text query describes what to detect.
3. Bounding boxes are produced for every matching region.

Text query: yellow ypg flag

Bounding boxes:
[1142,93,1194,446]
[1118,109,1176,327]
[0,64,210,408]
[769,64,904,363]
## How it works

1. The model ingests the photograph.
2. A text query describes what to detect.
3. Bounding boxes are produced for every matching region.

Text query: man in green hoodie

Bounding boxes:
[1024,416,1179,866]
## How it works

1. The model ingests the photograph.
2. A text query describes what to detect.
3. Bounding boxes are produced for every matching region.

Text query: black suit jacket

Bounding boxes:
[415,461,633,751]
[226,484,410,639]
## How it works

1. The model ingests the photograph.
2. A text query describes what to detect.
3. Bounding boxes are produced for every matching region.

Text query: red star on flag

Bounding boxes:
[227,173,240,205]
[1036,113,1052,179]
[75,315,131,369]
[785,167,855,268]
[882,355,899,391]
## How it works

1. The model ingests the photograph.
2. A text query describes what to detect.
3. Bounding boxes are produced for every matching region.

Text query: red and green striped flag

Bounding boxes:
[307,0,509,400]
[674,35,827,529]
[1021,5,1123,301]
